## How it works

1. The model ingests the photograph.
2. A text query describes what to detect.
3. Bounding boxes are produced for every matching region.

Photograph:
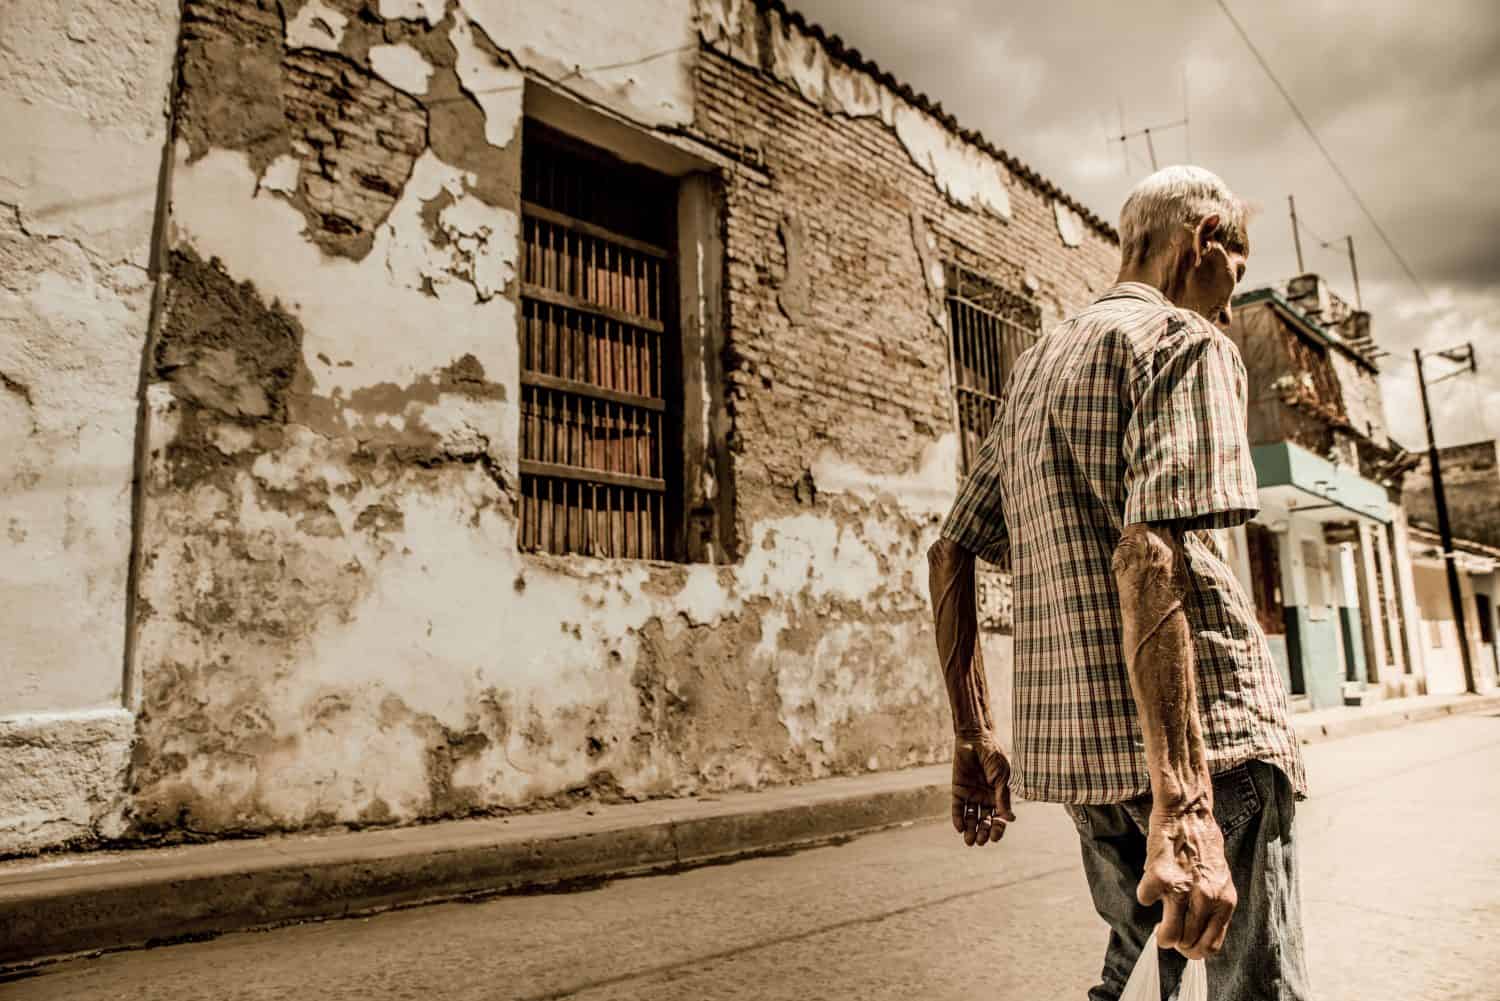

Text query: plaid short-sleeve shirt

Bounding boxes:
[942,282,1306,804]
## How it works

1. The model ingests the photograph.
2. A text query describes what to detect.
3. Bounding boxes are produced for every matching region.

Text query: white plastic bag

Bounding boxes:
[1119,930,1207,1001]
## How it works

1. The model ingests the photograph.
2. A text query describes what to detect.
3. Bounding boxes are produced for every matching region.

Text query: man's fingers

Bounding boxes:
[1156,896,1186,951]
[959,801,978,845]
[1177,889,1212,958]
[952,798,965,834]
[1205,897,1234,955]
[974,815,993,846]
[1136,870,1168,907]
[1184,897,1234,959]
[981,751,1018,823]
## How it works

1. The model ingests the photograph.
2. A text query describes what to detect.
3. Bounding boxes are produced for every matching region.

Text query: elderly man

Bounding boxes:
[928,166,1310,999]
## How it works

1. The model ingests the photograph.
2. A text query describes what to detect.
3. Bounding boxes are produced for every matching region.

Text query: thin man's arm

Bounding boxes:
[1113,522,1234,957]
[927,537,994,740]
[928,536,1012,846]
[1112,523,1210,810]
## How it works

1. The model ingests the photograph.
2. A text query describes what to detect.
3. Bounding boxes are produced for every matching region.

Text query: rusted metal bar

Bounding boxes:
[521,284,666,336]
[521,201,671,261]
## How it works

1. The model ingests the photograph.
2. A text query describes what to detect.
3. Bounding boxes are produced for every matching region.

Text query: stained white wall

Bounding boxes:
[0,0,180,853]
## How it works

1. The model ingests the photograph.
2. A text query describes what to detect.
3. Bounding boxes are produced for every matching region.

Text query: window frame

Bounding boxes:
[512,110,735,565]
[942,262,1041,474]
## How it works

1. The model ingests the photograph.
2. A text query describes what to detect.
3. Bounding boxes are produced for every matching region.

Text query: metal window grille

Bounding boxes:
[944,263,1041,472]
[519,125,679,560]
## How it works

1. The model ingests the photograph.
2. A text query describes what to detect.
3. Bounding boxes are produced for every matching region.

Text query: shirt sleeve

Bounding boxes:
[1123,315,1260,530]
[941,406,1011,569]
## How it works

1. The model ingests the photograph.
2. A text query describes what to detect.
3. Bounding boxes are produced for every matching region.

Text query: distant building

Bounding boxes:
[1225,275,1426,710]
[1406,525,1500,693]
[1403,440,1500,550]
[1403,439,1500,692]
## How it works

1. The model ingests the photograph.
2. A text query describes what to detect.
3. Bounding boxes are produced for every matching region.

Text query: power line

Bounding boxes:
[1216,0,1431,301]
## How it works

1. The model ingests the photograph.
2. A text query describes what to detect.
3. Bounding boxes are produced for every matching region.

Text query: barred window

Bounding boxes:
[944,263,1041,472]
[519,124,681,560]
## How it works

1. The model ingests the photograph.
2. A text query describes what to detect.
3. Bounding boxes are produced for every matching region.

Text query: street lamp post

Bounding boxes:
[1413,344,1480,695]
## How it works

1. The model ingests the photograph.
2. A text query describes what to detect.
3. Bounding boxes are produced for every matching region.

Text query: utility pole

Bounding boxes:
[1414,344,1480,694]
[1345,235,1362,309]
[1288,195,1305,273]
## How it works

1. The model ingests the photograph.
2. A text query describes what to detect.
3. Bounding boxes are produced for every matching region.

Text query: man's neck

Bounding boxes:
[1115,262,1168,296]
[1118,251,1192,310]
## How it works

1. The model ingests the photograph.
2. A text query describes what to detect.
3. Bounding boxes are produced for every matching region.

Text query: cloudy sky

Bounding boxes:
[794,0,1500,449]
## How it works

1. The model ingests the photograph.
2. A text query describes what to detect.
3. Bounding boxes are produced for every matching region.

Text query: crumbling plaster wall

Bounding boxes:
[692,0,1118,507]
[0,0,180,854]
[120,0,1118,843]
[1329,351,1387,448]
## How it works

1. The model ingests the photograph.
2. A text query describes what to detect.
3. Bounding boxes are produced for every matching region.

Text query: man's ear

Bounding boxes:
[1193,213,1221,264]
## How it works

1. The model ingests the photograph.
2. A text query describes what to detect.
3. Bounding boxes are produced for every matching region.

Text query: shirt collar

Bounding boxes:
[1096,281,1171,307]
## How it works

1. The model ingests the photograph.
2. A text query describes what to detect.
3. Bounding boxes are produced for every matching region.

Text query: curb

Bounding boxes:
[0,766,948,968]
[3,693,1496,969]
[1292,692,1500,745]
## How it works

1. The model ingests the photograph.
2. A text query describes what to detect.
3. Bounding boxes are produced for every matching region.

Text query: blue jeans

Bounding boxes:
[1064,761,1311,1001]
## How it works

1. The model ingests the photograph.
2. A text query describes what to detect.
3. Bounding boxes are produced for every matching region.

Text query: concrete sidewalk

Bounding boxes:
[3,691,1497,968]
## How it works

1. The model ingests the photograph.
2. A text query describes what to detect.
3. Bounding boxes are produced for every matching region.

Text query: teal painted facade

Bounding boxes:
[1250,442,1391,525]
[1291,608,1345,709]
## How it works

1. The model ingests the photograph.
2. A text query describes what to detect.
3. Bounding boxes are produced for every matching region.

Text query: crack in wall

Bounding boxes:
[0,199,152,276]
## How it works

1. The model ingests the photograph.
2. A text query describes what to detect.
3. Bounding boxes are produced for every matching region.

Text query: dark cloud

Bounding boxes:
[792,0,1500,446]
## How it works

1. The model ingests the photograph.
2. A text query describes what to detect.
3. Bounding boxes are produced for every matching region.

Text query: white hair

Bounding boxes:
[1118,165,1248,266]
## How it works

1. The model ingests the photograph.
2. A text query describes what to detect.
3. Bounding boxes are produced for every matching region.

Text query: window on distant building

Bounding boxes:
[518,124,682,560]
[1477,593,1496,647]
[944,263,1041,472]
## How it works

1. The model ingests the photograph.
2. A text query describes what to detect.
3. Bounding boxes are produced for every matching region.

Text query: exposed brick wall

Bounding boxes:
[283,51,428,258]
[687,46,1119,520]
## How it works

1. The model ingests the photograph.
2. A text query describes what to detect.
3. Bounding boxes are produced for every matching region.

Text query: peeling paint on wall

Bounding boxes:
[908,208,947,325]
[285,0,346,52]
[369,43,435,97]
[1054,199,1085,248]
[463,0,698,128]
[380,0,447,27]
[449,10,524,149]
[698,0,1013,220]
[809,434,960,520]
[141,104,955,833]
[0,0,1119,852]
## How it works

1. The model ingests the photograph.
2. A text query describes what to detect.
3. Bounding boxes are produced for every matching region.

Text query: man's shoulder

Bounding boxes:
[1082,299,1237,369]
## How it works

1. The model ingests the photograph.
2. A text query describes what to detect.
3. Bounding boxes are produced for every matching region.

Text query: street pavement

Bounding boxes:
[7,712,1499,1001]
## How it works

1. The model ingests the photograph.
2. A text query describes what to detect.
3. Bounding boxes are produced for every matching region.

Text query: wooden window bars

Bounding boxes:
[944,263,1042,472]
[518,125,680,560]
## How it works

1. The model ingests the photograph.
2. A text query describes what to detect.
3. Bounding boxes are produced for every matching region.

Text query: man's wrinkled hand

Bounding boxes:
[951,734,1017,847]
[1138,806,1237,959]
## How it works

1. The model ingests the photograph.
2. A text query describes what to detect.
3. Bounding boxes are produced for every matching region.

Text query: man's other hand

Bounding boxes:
[1138,806,1237,959]
[951,734,1016,846]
